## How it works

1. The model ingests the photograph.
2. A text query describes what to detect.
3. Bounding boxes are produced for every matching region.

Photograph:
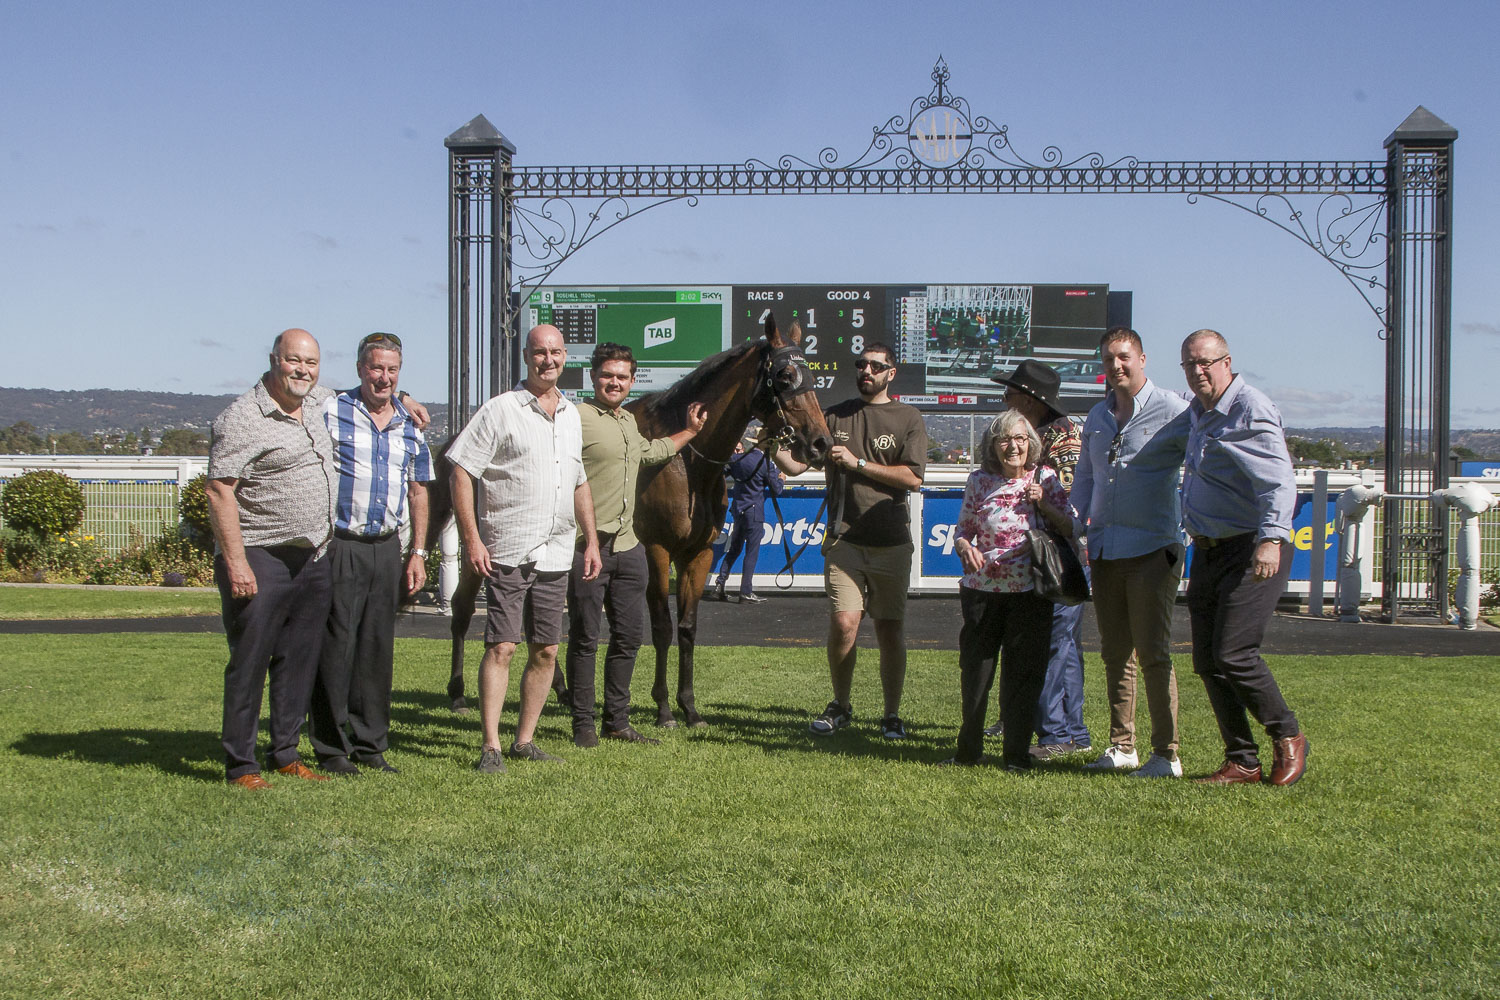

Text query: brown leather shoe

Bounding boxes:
[1194,759,1264,785]
[275,760,329,782]
[604,726,660,745]
[1268,732,1309,787]
[228,773,272,790]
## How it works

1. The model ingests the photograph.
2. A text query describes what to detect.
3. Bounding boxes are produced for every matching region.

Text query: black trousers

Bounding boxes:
[216,545,332,779]
[310,534,402,761]
[1186,534,1299,766]
[715,507,765,595]
[955,585,1053,767]
[565,539,649,733]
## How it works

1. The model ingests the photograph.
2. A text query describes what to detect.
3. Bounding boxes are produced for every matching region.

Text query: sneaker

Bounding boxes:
[880,715,907,740]
[739,592,766,605]
[808,700,852,736]
[1083,745,1139,772]
[1130,753,1184,779]
[982,720,1004,738]
[475,748,508,774]
[1029,741,1084,760]
[507,741,563,762]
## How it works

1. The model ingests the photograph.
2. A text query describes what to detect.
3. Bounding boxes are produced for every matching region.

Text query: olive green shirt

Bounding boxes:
[578,399,678,551]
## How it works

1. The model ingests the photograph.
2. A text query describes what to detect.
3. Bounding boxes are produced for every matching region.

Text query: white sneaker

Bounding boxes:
[1083,745,1139,771]
[1130,753,1183,779]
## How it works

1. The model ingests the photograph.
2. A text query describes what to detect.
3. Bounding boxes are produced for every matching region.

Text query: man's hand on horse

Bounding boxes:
[685,401,708,435]
[582,542,602,581]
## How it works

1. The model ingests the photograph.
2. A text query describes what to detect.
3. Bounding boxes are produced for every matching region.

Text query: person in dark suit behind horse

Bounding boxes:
[711,436,784,605]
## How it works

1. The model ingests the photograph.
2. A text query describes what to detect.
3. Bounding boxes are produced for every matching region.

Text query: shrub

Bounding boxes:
[3,528,104,581]
[1,470,86,538]
[97,525,215,587]
[178,474,213,550]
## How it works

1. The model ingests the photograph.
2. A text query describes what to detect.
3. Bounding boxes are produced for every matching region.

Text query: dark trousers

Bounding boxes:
[956,585,1053,767]
[216,545,332,780]
[1186,534,1299,766]
[310,534,402,761]
[566,540,649,733]
[715,508,764,595]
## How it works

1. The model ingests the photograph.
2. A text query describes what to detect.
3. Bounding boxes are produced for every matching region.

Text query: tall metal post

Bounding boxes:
[445,115,516,437]
[1381,108,1457,621]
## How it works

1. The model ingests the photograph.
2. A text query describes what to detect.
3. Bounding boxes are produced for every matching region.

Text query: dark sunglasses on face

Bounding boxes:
[854,358,892,373]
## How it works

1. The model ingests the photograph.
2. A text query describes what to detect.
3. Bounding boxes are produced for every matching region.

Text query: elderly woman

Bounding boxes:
[948,409,1079,770]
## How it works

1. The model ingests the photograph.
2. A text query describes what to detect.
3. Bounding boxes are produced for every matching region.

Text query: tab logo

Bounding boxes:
[644,317,676,348]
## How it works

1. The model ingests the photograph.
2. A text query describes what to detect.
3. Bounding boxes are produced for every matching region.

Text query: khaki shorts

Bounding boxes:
[824,540,912,619]
[484,563,568,645]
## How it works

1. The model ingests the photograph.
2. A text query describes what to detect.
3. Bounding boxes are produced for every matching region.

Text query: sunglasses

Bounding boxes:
[360,332,403,351]
[854,358,892,373]
[1108,433,1123,464]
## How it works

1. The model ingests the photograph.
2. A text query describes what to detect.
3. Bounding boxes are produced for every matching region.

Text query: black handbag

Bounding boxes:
[1026,512,1089,606]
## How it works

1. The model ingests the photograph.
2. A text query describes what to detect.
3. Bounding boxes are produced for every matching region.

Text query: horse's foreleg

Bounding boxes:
[675,547,718,728]
[448,566,482,714]
[643,545,677,728]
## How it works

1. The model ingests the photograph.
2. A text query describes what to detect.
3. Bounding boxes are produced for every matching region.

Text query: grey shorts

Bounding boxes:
[484,563,568,646]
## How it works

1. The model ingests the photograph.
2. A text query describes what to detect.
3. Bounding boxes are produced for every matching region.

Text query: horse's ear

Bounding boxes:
[764,313,782,347]
[786,320,803,346]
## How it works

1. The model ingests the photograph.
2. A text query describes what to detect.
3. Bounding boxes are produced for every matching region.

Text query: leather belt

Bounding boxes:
[1190,532,1254,550]
[334,528,398,543]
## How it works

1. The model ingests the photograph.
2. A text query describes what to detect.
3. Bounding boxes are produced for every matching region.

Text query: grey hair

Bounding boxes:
[1183,328,1229,356]
[979,409,1042,475]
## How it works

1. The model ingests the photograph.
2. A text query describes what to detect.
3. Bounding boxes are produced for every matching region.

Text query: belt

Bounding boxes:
[1190,532,1254,550]
[334,528,399,543]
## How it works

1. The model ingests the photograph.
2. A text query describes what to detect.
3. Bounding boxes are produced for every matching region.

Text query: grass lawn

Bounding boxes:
[1,633,1495,999]
[0,586,220,620]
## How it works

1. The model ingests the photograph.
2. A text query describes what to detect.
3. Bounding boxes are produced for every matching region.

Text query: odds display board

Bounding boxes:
[530,283,1118,411]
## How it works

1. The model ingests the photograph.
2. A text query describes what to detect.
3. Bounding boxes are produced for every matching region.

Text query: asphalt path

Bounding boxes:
[4,594,1497,656]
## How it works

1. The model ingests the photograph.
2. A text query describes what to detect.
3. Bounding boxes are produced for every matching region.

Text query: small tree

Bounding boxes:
[1,470,86,538]
[178,474,214,549]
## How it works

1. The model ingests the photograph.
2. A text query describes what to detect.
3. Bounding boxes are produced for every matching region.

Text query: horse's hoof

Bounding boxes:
[688,719,709,729]
[451,699,469,715]
[656,717,679,729]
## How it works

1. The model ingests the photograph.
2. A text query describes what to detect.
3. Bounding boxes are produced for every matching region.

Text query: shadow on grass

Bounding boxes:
[385,686,577,761]
[691,700,954,762]
[10,728,222,781]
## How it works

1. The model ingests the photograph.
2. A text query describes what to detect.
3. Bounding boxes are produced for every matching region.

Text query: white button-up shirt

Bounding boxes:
[446,385,586,572]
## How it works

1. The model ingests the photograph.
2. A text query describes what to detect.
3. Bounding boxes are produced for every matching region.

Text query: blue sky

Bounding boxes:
[3,0,1496,427]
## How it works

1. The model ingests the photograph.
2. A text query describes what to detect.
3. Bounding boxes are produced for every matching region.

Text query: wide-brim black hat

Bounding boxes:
[992,359,1065,421]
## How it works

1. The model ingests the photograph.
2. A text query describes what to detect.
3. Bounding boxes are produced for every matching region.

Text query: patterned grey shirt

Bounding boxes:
[209,379,336,551]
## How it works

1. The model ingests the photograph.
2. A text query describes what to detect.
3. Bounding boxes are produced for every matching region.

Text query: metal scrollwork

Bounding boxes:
[1189,192,1389,326]
[510,194,697,291]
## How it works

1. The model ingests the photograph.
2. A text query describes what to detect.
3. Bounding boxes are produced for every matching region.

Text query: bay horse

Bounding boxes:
[420,316,831,725]
[629,316,831,727]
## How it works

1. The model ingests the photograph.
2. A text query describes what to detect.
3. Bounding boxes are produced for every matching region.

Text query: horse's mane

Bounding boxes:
[633,338,763,423]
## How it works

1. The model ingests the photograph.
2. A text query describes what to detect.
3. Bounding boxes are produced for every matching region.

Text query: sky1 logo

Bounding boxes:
[644,317,676,348]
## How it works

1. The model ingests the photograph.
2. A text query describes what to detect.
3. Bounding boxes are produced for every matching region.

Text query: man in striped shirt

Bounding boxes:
[309,331,435,776]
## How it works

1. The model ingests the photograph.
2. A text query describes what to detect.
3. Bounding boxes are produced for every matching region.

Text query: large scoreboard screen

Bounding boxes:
[530,282,1119,412]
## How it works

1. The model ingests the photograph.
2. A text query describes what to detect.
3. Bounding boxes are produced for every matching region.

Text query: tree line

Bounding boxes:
[0,421,209,456]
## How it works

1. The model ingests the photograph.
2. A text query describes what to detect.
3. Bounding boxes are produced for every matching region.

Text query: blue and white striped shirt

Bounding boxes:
[323,390,435,536]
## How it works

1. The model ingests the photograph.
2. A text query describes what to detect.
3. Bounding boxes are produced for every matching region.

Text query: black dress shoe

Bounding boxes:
[603,726,661,745]
[711,578,728,602]
[574,728,599,749]
[351,753,398,773]
[318,756,361,776]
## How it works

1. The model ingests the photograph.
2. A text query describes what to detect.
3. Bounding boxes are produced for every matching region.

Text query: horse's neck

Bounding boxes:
[695,372,758,464]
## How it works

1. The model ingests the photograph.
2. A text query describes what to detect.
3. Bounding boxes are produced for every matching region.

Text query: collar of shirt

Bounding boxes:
[1191,373,1246,419]
[516,382,571,418]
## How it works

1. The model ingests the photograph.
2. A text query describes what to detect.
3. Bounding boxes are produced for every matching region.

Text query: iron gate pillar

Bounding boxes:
[1382,108,1457,622]
[445,115,516,437]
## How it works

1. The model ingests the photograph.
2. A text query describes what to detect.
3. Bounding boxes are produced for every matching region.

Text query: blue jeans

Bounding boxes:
[1033,598,1090,746]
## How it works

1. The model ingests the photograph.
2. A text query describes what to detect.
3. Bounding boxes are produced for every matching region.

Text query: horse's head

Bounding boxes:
[755,315,832,468]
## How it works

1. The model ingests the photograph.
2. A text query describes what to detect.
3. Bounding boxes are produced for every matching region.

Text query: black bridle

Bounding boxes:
[686,341,817,465]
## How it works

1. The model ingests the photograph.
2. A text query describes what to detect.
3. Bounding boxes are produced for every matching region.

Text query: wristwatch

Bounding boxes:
[856,458,868,470]
[410,548,429,559]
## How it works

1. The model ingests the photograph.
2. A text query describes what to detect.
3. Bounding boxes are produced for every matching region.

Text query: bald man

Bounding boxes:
[207,329,338,789]
[449,325,602,773]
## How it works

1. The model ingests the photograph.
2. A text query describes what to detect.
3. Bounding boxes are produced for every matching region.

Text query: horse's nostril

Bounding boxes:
[810,435,832,458]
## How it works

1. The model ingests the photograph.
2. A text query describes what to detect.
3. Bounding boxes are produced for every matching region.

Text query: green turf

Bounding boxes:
[0,634,1495,998]
[0,586,220,619]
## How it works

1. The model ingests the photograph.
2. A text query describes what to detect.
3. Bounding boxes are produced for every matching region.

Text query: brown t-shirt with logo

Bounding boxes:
[825,398,928,547]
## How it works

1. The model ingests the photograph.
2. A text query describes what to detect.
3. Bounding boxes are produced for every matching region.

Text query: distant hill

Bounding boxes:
[0,386,1495,458]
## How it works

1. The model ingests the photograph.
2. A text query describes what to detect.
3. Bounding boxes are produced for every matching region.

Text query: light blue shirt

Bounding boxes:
[1180,375,1295,543]
[1070,378,1191,560]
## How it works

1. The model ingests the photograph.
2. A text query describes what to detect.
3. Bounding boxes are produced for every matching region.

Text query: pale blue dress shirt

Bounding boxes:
[1180,376,1295,543]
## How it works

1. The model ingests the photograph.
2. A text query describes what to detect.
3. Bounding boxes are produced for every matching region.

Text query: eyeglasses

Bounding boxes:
[1179,354,1227,372]
[1000,434,1030,447]
[854,358,892,373]
[360,332,403,352]
[1107,432,1123,464]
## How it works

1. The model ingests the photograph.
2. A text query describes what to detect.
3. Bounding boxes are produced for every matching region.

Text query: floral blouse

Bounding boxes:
[956,465,1070,593]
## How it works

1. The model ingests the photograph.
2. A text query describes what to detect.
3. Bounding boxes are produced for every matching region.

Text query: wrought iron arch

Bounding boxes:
[446,58,1455,622]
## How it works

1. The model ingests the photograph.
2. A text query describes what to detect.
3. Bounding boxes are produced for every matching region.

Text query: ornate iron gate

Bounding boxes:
[446,59,1455,622]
